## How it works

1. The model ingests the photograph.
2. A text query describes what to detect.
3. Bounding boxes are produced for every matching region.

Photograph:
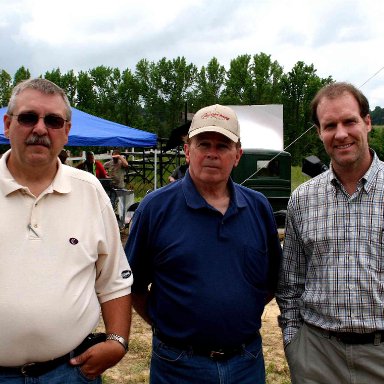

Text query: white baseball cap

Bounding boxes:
[188,104,240,143]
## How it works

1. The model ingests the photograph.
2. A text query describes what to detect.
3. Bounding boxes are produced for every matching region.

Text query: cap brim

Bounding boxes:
[188,126,239,143]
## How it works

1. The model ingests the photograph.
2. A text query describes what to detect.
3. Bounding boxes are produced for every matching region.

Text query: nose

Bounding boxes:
[334,123,348,140]
[206,148,218,159]
[31,117,49,135]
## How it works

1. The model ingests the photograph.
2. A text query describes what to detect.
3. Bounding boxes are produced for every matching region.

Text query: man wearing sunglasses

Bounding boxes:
[1,78,133,383]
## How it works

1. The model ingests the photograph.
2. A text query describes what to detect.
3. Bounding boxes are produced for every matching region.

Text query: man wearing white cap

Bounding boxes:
[126,104,281,383]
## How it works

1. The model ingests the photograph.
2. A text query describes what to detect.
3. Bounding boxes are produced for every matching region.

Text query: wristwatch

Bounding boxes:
[106,333,129,353]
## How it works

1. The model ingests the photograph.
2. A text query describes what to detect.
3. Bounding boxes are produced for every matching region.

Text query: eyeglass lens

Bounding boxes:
[16,113,66,129]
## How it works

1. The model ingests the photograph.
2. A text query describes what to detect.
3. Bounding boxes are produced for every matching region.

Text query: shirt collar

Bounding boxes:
[362,150,381,193]
[330,149,380,193]
[181,169,246,211]
[0,149,71,196]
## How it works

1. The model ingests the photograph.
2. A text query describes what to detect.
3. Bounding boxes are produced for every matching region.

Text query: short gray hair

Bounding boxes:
[7,78,72,121]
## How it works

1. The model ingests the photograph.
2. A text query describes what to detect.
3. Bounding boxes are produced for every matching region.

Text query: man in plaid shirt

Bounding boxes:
[277,82,384,384]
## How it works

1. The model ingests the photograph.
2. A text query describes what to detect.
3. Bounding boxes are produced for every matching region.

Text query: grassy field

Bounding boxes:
[291,165,310,191]
[102,167,311,383]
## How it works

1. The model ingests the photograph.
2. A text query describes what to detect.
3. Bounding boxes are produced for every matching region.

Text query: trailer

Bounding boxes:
[229,105,291,231]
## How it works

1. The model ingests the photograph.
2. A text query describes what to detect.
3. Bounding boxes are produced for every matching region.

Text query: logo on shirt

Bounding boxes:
[121,270,132,279]
[69,238,79,245]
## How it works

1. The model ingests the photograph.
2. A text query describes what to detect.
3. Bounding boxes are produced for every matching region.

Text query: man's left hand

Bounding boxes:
[69,340,126,379]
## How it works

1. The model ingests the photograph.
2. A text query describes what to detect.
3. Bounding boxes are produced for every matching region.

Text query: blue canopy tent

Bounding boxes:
[0,107,157,147]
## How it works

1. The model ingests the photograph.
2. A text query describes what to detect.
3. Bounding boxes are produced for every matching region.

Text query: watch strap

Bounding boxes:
[106,333,129,352]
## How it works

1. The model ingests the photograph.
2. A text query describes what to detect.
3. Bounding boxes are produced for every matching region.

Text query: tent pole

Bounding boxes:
[154,148,158,190]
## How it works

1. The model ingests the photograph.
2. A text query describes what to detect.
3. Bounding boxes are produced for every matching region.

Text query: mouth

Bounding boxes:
[203,164,219,169]
[335,143,353,150]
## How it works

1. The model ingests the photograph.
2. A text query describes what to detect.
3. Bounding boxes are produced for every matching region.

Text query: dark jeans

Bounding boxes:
[0,362,101,384]
[150,334,265,384]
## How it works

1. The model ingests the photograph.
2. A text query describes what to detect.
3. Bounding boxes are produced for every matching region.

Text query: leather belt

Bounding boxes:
[153,329,259,360]
[308,323,384,345]
[0,332,106,377]
[328,330,384,345]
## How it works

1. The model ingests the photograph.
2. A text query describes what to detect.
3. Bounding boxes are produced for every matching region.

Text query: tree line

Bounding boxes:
[1,53,384,165]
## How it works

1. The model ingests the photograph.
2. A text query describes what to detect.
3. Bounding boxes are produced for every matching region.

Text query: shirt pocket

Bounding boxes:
[363,227,384,273]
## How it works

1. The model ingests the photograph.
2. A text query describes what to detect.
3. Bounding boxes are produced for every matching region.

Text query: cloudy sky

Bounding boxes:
[1,0,384,107]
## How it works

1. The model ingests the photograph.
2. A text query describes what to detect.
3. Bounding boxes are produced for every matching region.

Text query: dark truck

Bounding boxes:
[231,149,291,231]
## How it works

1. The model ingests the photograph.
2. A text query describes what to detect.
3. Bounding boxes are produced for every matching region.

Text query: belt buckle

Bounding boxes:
[21,362,36,376]
[209,350,225,360]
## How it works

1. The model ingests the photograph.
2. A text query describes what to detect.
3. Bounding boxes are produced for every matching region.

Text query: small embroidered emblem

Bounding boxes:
[121,270,132,279]
[69,238,79,245]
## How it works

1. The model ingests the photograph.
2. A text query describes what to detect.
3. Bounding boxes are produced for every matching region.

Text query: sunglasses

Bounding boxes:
[11,112,68,129]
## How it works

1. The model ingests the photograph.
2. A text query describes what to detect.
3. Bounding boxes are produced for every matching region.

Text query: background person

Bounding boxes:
[58,148,68,164]
[125,104,281,384]
[104,148,128,188]
[276,82,384,384]
[76,150,108,179]
[1,78,132,383]
[104,148,129,221]
[168,162,188,182]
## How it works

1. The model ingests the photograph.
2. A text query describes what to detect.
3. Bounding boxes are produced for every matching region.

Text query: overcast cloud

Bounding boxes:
[1,0,384,107]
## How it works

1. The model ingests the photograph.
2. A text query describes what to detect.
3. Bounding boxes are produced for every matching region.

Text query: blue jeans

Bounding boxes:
[0,362,101,384]
[150,334,265,384]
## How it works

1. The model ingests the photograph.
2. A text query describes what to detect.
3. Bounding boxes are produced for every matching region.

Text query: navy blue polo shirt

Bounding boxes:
[125,171,281,349]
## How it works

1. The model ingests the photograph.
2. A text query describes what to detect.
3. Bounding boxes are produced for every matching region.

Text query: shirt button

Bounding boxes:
[34,224,38,228]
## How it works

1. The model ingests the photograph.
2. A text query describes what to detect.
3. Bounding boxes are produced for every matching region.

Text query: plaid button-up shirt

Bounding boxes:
[276,152,384,347]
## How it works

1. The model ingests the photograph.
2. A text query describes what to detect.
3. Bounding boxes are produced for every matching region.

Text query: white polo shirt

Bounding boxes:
[0,150,133,366]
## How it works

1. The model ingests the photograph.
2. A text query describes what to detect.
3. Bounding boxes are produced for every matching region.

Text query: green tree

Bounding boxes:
[43,68,78,106]
[0,69,12,107]
[192,57,226,110]
[135,58,165,134]
[156,57,197,134]
[61,70,78,105]
[221,53,283,105]
[370,106,384,125]
[281,61,332,164]
[136,57,197,137]
[369,127,384,160]
[76,70,96,114]
[89,66,122,121]
[44,68,63,87]
[250,52,283,104]
[221,54,253,104]
[117,68,143,129]
[13,66,31,86]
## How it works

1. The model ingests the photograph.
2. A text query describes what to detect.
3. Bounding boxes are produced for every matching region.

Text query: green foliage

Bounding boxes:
[76,70,97,114]
[281,62,333,165]
[0,70,11,107]
[135,57,198,137]
[13,66,30,86]
[219,53,284,105]
[192,57,226,110]
[371,106,384,125]
[369,126,384,160]
[2,56,380,165]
